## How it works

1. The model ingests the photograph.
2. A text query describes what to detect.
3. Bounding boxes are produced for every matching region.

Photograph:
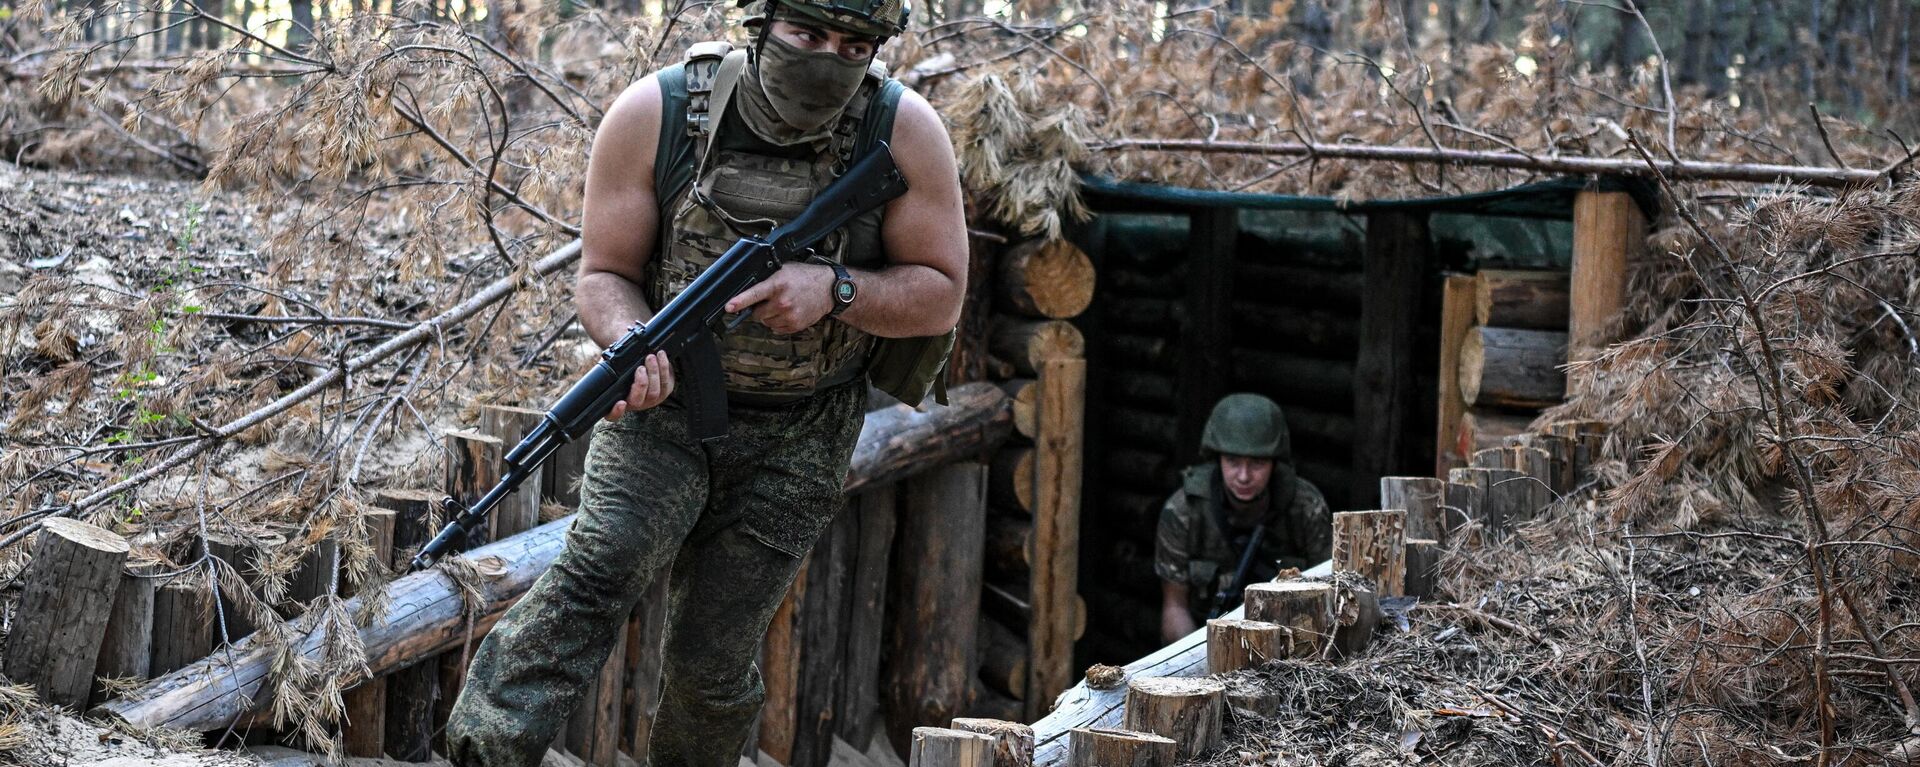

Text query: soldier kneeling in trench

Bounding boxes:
[1155,393,1332,643]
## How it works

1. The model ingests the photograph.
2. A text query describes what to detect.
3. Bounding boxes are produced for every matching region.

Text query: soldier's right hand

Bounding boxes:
[603,351,675,422]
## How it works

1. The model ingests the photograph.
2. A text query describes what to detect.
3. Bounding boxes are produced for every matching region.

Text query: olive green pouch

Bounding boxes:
[866,330,955,407]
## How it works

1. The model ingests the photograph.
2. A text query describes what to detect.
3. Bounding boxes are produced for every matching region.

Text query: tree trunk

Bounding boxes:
[1122,678,1223,760]
[91,563,157,706]
[997,239,1095,320]
[1204,619,1287,674]
[977,617,1029,701]
[1241,582,1333,658]
[1459,327,1567,409]
[1473,270,1569,330]
[990,319,1085,377]
[149,576,215,677]
[1066,728,1174,767]
[1404,539,1440,599]
[910,727,995,767]
[1377,476,1444,542]
[886,463,989,752]
[5,519,129,709]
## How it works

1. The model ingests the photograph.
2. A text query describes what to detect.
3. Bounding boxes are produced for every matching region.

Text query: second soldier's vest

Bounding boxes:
[648,43,904,402]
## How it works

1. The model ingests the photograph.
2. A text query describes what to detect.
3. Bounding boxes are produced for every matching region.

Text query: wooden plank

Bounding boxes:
[341,508,395,758]
[92,563,157,706]
[1026,357,1085,721]
[1351,211,1431,504]
[437,430,502,753]
[840,486,898,749]
[1569,191,1647,360]
[565,619,627,766]
[760,562,807,765]
[1434,274,1476,477]
[886,463,989,751]
[481,404,547,539]
[1473,269,1570,330]
[793,506,855,767]
[621,578,669,758]
[376,489,439,763]
[1174,207,1235,467]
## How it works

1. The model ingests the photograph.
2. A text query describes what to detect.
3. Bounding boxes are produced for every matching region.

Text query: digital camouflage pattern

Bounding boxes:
[1154,463,1333,622]
[444,382,866,767]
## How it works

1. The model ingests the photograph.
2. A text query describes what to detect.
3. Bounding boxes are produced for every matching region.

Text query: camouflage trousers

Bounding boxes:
[445,381,866,767]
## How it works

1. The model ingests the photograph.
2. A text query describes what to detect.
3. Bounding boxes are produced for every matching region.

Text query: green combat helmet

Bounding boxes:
[1200,393,1291,463]
[744,0,911,39]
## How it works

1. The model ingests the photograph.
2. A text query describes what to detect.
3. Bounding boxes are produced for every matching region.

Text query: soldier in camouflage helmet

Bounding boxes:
[1154,393,1332,643]
[443,0,967,763]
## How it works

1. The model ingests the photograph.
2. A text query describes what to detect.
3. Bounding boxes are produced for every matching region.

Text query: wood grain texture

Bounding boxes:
[481,404,546,539]
[1332,511,1408,598]
[341,508,395,759]
[1026,357,1085,720]
[1473,269,1570,330]
[887,463,989,752]
[1066,728,1175,767]
[1404,539,1440,599]
[1459,327,1567,409]
[1378,476,1444,541]
[910,727,995,767]
[1204,619,1287,675]
[1352,211,1431,503]
[998,239,1096,320]
[1435,274,1477,476]
[1241,582,1333,658]
[149,575,215,678]
[952,718,1034,767]
[1122,677,1224,759]
[990,319,1086,378]
[92,563,157,706]
[5,518,129,709]
[1569,191,1646,358]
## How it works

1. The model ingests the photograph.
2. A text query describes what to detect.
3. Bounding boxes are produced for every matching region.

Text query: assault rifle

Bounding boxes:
[409,143,910,571]
[1208,523,1266,619]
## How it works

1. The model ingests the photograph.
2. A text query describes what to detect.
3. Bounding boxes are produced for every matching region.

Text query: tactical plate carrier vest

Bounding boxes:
[650,43,950,406]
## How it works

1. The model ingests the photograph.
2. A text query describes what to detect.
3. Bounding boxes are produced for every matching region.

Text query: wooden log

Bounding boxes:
[761,561,805,764]
[1001,379,1038,439]
[951,232,1001,387]
[5,518,129,709]
[1435,274,1476,476]
[341,509,395,759]
[1332,585,1380,658]
[967,680,1027,724]
[1377,476,1444,542]
[984,514,1033,584]
[1109,408,1178,452]
[542,433,592,510]
[1100,297,1174,335]
[622,577,669,756]
[1103,449,1175,494]
[887,463,989,751]
[1473,269,1570,330]
[1176,206,1232,471]
[1332,511,1407,598]
[838,485,897,748]
[1569,191,1646,358]
[977,617,1029,701]
[1353,211,1431,505]
[1066,728,1175,767]
[1533,434,1576,497]
[1107,333,1176,372]
[91,563,157,706]
[1240,582,1334,658]
[1109,371,1174,407]
[1458,409,1533,455]
[910,726,995,767]
[988,447,1036,513]
[848,382,1015,493]
[1439,481,1480,542]
[1283,407,1358,452]
[1027,357,1085,720]
[792,506,857,767]
[101,385,1015,735]
[284,535,338,612]
[375,488,440,763]
[1121,677,1224,760]
[1447,467,1525,537]
[1229,303,1357,355]
[1232,264,1364,310]
[565,620,627,766]
[1204,619,1287,674]
[1229,351,1356,413]
[998,238,1095,320]
[1404,539,1440,599]
[1460,327,1567,409]
[990,319,1085,378]
[481,404,546,539]
[951,718,1034,767]
[149,576,215,678]
[204,531,279,643]
[438,430,503,751]
[1221,675,1280,719]
[1470,446,1512,470]
[1548,419,1609,484]
[1507,445,1554,521]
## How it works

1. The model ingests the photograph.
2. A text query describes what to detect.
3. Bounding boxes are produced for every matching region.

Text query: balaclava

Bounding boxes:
[738,7,872,145]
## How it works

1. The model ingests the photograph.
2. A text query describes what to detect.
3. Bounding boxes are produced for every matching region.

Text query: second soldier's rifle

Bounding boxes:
[1208,523,1266,619]
[409,143,910,571]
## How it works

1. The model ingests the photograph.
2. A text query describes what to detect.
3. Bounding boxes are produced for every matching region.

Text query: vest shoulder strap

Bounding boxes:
[652,42,734,213]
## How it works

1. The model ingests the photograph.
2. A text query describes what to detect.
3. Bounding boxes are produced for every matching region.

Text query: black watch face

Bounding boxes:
[835,279,856,304]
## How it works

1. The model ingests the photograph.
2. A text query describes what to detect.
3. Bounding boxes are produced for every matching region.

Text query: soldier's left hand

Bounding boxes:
[725,262,836,335]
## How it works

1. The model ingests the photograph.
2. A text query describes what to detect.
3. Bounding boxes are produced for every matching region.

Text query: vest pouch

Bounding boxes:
[866,329,955,408]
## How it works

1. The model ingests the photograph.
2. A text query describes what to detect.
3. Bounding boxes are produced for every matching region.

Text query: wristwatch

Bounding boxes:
[821,258,856,317]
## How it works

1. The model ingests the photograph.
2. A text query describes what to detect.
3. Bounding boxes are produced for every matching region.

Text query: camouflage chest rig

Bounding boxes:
[649,42,952,433]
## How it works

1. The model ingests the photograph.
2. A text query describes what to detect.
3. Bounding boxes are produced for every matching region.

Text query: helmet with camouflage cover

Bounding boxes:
[744,0,910,39]
[1200,393,1291,463]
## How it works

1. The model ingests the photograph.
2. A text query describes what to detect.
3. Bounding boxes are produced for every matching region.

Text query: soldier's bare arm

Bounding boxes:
[579,75,675,420]
[725,88,967,337]
[1161,581,1196,643]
